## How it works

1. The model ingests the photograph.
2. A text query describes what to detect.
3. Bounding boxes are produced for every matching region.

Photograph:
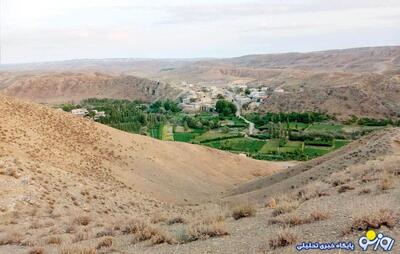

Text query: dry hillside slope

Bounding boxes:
[0,72,181,104]
[0,95,399,254]
[0,95,282,204]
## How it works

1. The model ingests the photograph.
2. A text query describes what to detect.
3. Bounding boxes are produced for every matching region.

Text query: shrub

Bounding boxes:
[28,247,45,254]
[266,198,277,209]
[95,228,114,238]
[59,247,96,254]
[337,185,354,193]
[270,210,329,227]
[346,208,398,234]
[268,228,298,249]
[359,188,372,195]
[310,210,330,221]
[177,222,229,243]
[294,182,329,201]
[74,215,91,226]
[272,200,299,217]
[167,216,186,225]
[232,203,257,220]
[378,172,394,191]
[96,237,113,249]
[46,236,62,245]
[124,219,175,245]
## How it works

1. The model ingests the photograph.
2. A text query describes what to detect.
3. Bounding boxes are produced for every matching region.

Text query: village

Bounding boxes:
[178,83,285,114]
[69,84,285,119]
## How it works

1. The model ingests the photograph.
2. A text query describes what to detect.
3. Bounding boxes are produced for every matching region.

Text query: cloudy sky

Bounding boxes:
[1,0,400,63]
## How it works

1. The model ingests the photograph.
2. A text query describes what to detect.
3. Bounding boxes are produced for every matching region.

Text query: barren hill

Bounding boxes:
[0,94,399,253]
[220,46,400,73]
[0,72,181,104]
[0,94,287,253]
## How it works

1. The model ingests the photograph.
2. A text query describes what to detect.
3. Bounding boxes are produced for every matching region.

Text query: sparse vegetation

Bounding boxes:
[59,246,96,254]
[176,222,229,243]
[346,208,398,234]
[167,216,186,225]
[46,236,62,245]
[272,199,300,217]
[268,228,298,249]
[73,216,91,226]
[123,219,175,245]
[231,203,257,220]
[96,237,113,249]
[378,172,394,191]
[337,185,355,193]
[270,210,329,227]
[28,247,45,254]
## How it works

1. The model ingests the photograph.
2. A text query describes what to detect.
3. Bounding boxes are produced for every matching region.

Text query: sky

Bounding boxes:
[1,0,400,64]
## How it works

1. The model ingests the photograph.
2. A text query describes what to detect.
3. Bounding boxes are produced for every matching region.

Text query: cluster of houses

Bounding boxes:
[179,85,224,113]
[71,108,106,120]
[179,83,285,113]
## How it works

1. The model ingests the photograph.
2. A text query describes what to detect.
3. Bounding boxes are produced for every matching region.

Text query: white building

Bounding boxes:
[71,108,88,117]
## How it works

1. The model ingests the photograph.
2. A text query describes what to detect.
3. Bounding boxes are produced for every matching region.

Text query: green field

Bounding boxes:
[306,123,344,132]
[289,122,309,130]
[162,125,174,141]
[61,98,390,162]
[259,139,280,153]
[173,132,202,142]
[259,139,303,154]
[204,138,265,153]
[303,146,331,157]
[333,140,350,149]
[193,131,243,143]
[149,125,163,139]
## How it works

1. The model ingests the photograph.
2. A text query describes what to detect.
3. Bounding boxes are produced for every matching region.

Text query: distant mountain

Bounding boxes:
[1,46,399,118]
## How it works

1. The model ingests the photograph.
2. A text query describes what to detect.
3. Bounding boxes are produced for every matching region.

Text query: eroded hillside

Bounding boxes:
[0,72,181,104]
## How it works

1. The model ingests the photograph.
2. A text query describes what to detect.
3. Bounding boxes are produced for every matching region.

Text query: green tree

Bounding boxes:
[215,100,237,117]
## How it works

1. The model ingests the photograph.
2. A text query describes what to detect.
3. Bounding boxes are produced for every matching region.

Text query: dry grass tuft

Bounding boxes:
[166,216,186,225]
[73,215,91,226]
[59,246,96,254]
[270,210,329,227]
[122,219,148,235]
[124,219,175,245]
[95,228,114,238]
[177,222,229,243]
[293,182,329,201]
[272,199,299,217]
[266,198,277,209]
[359,188,371,195]
[310,210,330,221]
[345,208,398,234]
[27,247,45,254]
[231,203,257,220]
[268,228,298,249]
[337,185,355,193]
[378,172,394,191]
[96,237,113,249]
[46,236,62,245]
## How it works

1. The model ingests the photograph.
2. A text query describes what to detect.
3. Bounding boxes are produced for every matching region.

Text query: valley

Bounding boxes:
[0,46,399,254]
[60,98,395,162]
